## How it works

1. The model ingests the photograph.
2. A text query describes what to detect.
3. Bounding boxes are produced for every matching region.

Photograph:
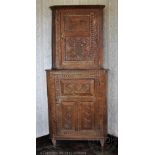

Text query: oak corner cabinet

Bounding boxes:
[46,5,108,147]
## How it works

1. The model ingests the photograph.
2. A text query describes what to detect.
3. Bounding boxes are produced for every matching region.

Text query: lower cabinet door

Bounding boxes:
[78,101,95,131]
[56,100,96,138]
[47,70,107,139]
[60,101,77,131]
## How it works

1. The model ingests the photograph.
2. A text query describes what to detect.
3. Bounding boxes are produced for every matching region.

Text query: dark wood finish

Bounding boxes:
[46,69,108,146]
[51,5,104,69]
[50,5,105,9]
[46,5,108,147]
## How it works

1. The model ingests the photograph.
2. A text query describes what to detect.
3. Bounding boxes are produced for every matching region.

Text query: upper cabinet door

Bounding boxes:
[52,6,104,69]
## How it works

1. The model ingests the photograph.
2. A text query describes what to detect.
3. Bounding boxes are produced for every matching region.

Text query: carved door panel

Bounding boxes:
[57,101,77,133]
[78,101,95,130]
[53,8,103,69]
[47,70,107,138]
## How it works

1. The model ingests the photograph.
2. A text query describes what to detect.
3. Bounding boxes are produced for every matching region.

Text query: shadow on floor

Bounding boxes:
[36,135,118,155]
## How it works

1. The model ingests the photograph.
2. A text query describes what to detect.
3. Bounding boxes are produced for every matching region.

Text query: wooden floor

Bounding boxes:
[36,135,118,155]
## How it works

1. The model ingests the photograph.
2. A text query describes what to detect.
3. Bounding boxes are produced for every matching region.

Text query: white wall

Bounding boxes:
[36,0,118,137]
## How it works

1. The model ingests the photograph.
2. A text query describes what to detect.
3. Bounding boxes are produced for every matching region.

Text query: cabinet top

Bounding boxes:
[46,69,109,72]
[50,5,105,10]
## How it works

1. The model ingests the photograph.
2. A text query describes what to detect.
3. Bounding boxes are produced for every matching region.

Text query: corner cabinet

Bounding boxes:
[46,5,108,147]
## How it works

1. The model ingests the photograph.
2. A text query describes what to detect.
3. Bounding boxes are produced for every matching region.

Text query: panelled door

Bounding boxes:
[47,70,107,139]
[53,7,103,69]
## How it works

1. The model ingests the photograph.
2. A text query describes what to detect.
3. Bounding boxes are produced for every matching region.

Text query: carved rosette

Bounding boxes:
[65,37,90,61]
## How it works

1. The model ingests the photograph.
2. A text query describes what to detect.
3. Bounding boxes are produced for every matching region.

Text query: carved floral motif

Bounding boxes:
[82,104,92,129]
[63,12,98,62]
[65,37,90,61]
[63,106,73,130]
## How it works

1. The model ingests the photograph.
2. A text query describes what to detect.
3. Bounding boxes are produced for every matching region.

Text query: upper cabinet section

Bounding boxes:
[51,5,105,69]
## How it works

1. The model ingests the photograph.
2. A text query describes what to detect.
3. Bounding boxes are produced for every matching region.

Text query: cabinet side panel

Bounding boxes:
[98,70,108,137]
[46,72,57,138]
[99,8,104,68]
[52,9,56,68]
[53,9,61,69]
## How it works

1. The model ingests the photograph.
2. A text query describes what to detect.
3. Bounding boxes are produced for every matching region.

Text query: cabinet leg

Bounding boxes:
[52,138,56,146]
[100,139,105,148]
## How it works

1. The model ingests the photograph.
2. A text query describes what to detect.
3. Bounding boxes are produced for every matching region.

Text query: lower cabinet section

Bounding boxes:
[46,69,108,147]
